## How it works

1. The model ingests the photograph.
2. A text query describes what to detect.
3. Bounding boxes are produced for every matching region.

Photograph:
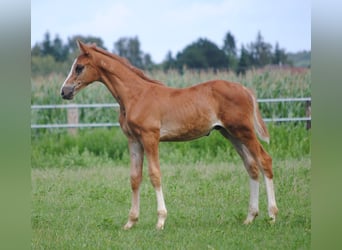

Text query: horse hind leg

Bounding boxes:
[238,138,278,224]
[219,129,260,224]
[239,143,262,224]
[238,135,278,224]
[259,145,278,223]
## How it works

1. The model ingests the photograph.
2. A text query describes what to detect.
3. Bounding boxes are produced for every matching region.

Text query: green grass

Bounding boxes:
[31,124,310,169]
[32,158,310,249]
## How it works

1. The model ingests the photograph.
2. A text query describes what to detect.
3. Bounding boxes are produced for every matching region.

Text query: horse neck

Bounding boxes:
[94,52,151,107]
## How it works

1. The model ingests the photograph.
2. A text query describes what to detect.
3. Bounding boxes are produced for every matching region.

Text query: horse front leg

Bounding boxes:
[142,133,167,230]
[124,139,144,230]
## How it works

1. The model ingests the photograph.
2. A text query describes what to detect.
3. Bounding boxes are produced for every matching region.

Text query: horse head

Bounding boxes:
[61,40,100,100]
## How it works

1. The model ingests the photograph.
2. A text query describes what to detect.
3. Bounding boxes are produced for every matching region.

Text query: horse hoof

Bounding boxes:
[243,218,253,225]
[243,211,258,225]
[268,216,276,224]
[156,222,165,230]
[123,221,135,230]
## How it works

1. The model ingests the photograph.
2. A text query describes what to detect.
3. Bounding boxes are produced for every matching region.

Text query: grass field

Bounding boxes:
[32,158,310,249]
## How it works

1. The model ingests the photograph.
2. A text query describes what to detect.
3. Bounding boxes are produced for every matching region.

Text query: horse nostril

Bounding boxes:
[61,89,65,96]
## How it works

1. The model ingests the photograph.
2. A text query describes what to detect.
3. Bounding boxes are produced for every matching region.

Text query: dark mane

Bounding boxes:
[91,45,164,86]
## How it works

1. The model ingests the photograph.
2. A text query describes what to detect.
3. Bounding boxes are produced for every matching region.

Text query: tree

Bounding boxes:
[222,31,237,70]
[236,44,250,75]
[41,32,54,57]
[114,37,143,68]
[223,32,236,56]
[142,53,154,71]
[272,42,288,65]
[67,35,107,54]
[32,32,69,62]
[162,51,177,71]
[31,44,42,57]
[176,38,229,70]
[113,36,153,70]
[249,31,273,67]
[52,35,68,62]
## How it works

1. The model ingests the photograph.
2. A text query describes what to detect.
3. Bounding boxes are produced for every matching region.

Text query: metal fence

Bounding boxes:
[31,97,311,129]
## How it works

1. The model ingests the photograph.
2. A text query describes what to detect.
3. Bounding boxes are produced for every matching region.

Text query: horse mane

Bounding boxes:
[90,44,164,86]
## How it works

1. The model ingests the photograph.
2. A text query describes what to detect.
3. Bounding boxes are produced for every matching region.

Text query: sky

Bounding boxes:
[31,0,311,63]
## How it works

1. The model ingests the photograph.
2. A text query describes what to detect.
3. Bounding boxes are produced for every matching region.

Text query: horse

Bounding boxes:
[60,40,278,230]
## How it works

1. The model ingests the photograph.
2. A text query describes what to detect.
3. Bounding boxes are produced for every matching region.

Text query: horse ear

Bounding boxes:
[77,40,90,55]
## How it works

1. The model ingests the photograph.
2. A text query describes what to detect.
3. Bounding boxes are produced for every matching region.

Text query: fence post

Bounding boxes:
[67,106,79,135]
[305,100,311,130]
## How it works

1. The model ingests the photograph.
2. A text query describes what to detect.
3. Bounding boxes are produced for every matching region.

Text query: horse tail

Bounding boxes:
[247,88,270,144]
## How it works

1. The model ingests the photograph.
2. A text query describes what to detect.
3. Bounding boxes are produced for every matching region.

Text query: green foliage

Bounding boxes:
[31,124,310,169]
[248,31,273,67]
[31,128,129,168]
[31,55,69,77]
[113,36,153,70]
[223,31,237,58]
[67,34,107,52]
[223,31,238,71]
[32,31,309,76]
[237,45,250,75]
[31,33,108,77]
[176,38,229,70]
[273,42,289,65]
[287,50,311,68]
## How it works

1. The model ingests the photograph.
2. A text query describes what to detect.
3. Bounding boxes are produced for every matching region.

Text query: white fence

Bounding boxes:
[31,97,311,129]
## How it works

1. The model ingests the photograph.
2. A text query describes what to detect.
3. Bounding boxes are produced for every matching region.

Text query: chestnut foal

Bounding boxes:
[61,41,278,230]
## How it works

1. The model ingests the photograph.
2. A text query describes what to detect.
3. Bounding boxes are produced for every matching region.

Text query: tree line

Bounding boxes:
[31,31,295,76]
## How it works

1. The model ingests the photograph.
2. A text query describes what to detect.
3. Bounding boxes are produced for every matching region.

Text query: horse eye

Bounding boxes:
[75,64,84,75]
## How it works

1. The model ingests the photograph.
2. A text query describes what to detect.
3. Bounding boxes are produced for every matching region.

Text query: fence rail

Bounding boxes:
[31,98,311,129]
[31,103,120,109]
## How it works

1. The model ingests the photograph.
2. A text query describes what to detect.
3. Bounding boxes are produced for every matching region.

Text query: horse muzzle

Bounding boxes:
[61,85,75,100]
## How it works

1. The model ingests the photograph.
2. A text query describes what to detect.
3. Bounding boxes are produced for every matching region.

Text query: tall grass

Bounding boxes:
[148,68,311,98]
[31,69,311,131]
[31,69,311,102]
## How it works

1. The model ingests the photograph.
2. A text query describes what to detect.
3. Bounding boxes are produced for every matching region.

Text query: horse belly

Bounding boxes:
[159,115,217,142]
[159,126,210,141]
